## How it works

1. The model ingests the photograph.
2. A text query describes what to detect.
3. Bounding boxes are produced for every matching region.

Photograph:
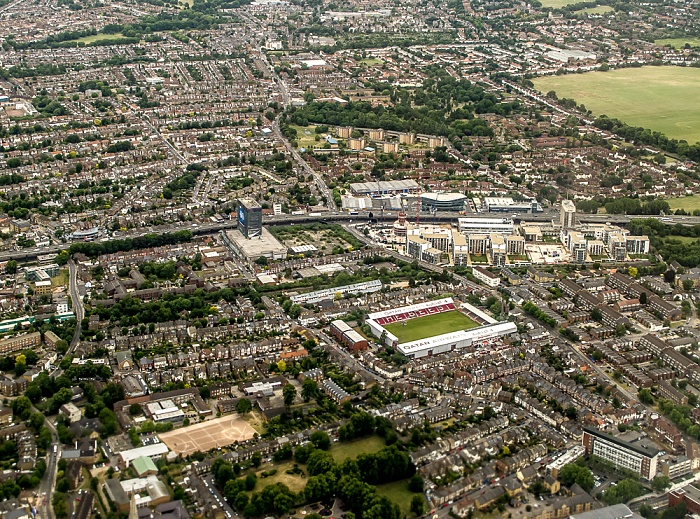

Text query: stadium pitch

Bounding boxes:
[382,310,479,344]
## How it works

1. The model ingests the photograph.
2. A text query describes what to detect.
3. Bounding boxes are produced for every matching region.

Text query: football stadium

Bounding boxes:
[366,297,517,359]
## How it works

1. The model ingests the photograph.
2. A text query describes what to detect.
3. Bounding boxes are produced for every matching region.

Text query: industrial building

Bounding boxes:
[330,320,369,351]
[420,192,467,212]
[482,197,542,213]
[221,229,287,261]
[349,179,420,196]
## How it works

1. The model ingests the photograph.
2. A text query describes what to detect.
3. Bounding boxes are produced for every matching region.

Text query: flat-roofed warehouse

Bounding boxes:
[349,179,420,196]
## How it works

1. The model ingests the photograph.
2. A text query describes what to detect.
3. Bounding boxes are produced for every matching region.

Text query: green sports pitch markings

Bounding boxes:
[533,66,700,144]
[382,310,479,344]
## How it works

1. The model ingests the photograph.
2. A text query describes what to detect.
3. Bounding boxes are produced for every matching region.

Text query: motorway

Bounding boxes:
[2,209,696,264]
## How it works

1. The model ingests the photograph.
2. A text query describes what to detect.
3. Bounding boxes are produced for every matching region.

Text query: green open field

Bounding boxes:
[330,436,385,462]
[75,33,126,43]
[289,124,322,150]
[251,459,308,494]
[251,436,387,495]
[538,0,580,7]
[383,310,479,344]
[656,38,700,49]
[666,235,700,244]
[668,196,700,212]
[377,480,426,517]
[533,66,700,144]
[579,5,613,14]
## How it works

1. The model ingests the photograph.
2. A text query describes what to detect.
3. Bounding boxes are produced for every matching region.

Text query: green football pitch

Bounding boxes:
[382,310,479,344]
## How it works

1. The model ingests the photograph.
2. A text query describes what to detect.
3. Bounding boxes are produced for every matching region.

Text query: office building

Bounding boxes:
[237,198,262,238]
[582,427,658,480]
[561,199,576,228]
[458,218,514,235]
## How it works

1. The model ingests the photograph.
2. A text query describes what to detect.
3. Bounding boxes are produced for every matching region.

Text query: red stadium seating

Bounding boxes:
[372,302,455,325]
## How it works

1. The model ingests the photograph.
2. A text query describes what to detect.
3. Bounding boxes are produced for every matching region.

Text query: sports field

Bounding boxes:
[158,415,256,456]
[533,67,700,144]
[383,310,479,343]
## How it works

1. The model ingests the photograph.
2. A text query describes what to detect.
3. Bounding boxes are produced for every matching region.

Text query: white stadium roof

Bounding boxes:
[396,321,518,355]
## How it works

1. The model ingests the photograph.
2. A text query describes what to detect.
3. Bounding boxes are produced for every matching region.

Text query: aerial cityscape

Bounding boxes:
[2,0,700,518]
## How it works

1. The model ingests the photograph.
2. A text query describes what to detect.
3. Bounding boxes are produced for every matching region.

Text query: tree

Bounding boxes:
[5,260,17,275]
[664,270,676,283]
[129,403,141,416]
[251,451,262,468]
[310,431,331,450]
[283,384,297,409]
[277,360,287,373]
[410,495,424,516]
[628,267,638,278]
[408,474,424,492]
[602,478,644,504]
[683,279,695,291]
[245,473,257,491]
[12,396,32,420]
[236,398,252,414]
[302,378,319,402]
[652,475,671,492]
[558,463,594,492]
[640,292,648,305]
[638,388,654,404]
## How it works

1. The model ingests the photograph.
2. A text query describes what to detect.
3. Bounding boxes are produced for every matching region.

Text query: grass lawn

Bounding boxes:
[75,33,127,43]
[666,235,700,244]
[656,38,700,49]
[383,310,479,343]
[377,480,426,517]
[51,269,69,287]
[538,0,581,7]
[533,66,700,144]
[289,124,321,149]
[578,5,613,14]
[470,254,489,264]
[252,460,308,494]
[241,411,266,434]
[668,196,700,212]
[359,58,383,66]
[251,436,386,495]
[330,436,385,463]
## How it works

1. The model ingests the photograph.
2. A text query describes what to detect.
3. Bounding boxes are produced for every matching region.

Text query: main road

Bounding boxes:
[67,259,84,354]
[34,408,59,519]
